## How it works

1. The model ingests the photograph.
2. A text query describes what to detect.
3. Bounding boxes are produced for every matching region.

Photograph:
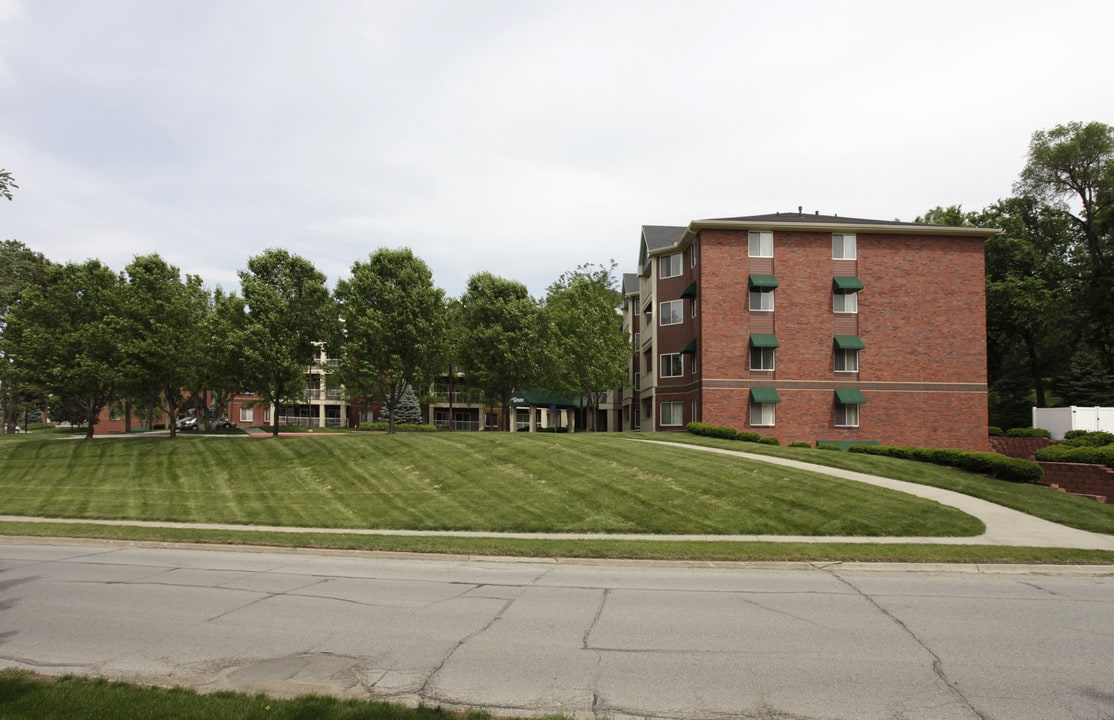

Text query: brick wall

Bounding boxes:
[696,228,988,450]
[988,436,1055,458]
[1038,462,1114,503]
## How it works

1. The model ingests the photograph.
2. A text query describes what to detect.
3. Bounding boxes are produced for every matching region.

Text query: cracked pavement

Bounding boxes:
[2,540,1113,719]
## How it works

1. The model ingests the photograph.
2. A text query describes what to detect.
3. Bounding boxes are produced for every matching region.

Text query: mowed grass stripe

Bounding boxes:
[0,433,984,536]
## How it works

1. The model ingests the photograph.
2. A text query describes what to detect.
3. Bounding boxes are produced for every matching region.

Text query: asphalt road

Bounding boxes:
[2,539,1112,720]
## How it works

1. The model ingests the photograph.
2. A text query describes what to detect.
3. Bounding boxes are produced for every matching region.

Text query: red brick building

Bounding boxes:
[619,211,997,451]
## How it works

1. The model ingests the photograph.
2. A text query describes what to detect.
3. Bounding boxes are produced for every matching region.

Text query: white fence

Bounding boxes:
[1032,406,1114,440]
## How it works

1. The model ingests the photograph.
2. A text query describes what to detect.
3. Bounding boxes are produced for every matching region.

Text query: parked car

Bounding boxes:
[214,417,237,429]
[176,416,199,431]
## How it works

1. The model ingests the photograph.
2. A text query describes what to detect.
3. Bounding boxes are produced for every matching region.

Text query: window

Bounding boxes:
[660,300,684,326]
[660,353,683,378]
[661,401,684,426]
[835,349,859,372]
[833,233,857,260]
[748,230,773,258]
[634,372,641,390]
[750,347,775,371]
[660,253,682,279]
[690,245,697,268]
[835,403,860,427]
[240,406,254,423]
[749,401,775,427]
[833,291,858,313]
[750,288,774,311]
[633,331,640,347]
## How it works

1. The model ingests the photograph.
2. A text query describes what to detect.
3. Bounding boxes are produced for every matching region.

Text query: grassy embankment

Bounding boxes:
[0,431,1112,563]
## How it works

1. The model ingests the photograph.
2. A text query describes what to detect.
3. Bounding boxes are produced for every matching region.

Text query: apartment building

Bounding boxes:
[621,211,997,451]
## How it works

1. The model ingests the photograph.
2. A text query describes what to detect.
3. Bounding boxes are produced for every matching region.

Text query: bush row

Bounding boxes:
[987,426,1053,438]
[685,422,780,445]
[1061,430,1114,447]
[1034,444,1114,468]
[357,422,438,432]
[849,445,1043,483]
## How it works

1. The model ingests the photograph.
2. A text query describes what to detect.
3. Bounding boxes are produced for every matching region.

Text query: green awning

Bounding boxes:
[835,388,867,404]
[680,282,697,299]
[750,387,781,403]
[833,276,864,291]
[681,338,698,354]
[508,388,585,407]
[834,335,865,350]
[748,274,778,289]
[749,333,779,348]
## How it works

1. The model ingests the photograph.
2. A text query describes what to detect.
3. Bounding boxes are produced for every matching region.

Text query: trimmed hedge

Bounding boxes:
[788,441,811,448]
[1005,427,1052,439]
[849,445,1043,483]
[357,422,438,432]
[1034,444,1114,469]
[1060,430,1114,448]
[685,422,779,446]
[988,426,1003,436]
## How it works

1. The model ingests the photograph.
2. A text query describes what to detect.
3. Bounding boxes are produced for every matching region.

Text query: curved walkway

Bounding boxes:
[3,441,1114,550]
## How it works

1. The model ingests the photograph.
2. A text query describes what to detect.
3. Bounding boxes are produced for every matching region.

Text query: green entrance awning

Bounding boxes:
[749,333,779,348]
[508,388,585,407]
[680,282,697,299]
[834,335,865,350]
[750,387,781,403]
[748,274,778,289]
[681,338,698,354]
[835,388,867,404]
[833,276,864,291]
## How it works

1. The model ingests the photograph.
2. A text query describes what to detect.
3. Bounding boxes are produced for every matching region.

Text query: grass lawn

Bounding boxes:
[0,432,980,537]
[659,434,1114,535]
[0,669,508,720]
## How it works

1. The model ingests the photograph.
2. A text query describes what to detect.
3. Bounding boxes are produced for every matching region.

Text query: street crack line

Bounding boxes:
[419,596,516,698]
[824,569,989,720]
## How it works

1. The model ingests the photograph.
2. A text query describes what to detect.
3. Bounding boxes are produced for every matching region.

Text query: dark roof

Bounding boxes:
[622,273,640,295]
[642,225,687,252]
[705,212,911,226]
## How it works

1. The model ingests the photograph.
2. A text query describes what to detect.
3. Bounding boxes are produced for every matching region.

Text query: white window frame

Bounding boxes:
[660,300,684,326]
[749,401,775,427]
[833,233,857,260]
[835,348,859,373]
[240,406,254,423]
[691,399,698,423]
[750,347,775,371]
[835,402,860,427]
[661,401,684,427]
[660,253,683,279]
[833,290,858,314]
[690,245,697,268]
[748,230,773,258]
[749,287,775,312]
[660,353,683,378]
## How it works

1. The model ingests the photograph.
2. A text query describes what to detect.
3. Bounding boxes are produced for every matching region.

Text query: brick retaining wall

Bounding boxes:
[988,436,1055,459]
[1038,462,1114,503]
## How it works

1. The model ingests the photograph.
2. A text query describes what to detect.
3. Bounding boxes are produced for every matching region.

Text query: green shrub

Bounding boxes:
[357,422,438,433]
[850,445,1043,483]
[1005,427,1052,438]
[685,422,738,440]
[988,426,1003,436]
[537,426,569,433]
[816,443,842,451]
[788,441,811,448]
[736,431,762,443]
[1059,431,1114,448]
[1034,444,1114,468]
[758,436,780,446]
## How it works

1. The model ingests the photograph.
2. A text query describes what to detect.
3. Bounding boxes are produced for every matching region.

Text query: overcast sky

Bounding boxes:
[2,0,1112,298]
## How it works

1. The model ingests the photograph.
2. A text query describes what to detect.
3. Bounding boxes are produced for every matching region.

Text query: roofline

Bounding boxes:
[645,218,1000,257]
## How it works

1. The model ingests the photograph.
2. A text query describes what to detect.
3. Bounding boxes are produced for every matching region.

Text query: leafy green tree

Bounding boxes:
[0,241,52,433]
[458,272,542,430]
[334,248,445,434]
[914,205,976,226]
[4,260,125,438]
[239,249,334,437]
[1016,121,1114,368]
[196,288,249,427]
[119,254,209,438]
[0,169,16,202]
[1057,347,1114,406]
[543,262,629,430]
